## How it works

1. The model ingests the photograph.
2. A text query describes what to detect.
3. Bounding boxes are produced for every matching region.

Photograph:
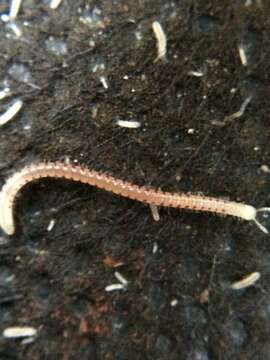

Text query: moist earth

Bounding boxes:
[0,1,270,359]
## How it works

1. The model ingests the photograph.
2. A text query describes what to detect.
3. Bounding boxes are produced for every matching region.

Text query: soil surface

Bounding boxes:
[0,0,270,359]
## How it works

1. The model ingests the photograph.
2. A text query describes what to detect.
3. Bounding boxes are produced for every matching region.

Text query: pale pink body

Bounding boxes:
[0,162,263,235]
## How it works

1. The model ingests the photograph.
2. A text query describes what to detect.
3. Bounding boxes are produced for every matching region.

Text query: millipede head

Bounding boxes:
[253,208,270,234]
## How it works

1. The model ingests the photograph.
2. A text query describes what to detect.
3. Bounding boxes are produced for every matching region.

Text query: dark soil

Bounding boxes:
[0,0,270,359]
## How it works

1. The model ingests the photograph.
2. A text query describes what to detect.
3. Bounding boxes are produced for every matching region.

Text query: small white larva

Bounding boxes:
[100,76,109,89]
[116,119,141,128]
[149,204,160,221]
[224,96,252,123]
[230,272,261,290]
[9,0,22,20]
[152,242,158,254]
[188,70,204,77]
[47,219,56,232]
[152,21,167,62]
[0,99,23,126]
[170,299,178,307]
[238,44,248,66]
[114,271,128,286]
[3,326,37,339]
[105,284,125,292]
[50,0,63,10]
[0,88,11,100]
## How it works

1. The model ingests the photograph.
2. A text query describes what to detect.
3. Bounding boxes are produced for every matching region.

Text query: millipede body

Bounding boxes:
[0,162,268,235]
